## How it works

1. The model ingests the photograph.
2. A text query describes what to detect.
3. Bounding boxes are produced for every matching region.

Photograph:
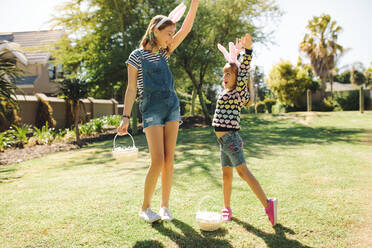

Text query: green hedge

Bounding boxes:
[333,90,370,111]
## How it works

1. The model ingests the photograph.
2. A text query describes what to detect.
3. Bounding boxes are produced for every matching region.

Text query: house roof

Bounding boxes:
[0,30,64,64]
[326,82,359,92]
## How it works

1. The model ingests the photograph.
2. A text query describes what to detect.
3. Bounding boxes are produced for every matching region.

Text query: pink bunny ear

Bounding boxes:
[228,42,241,67]
[218,44,231,63]
[169,2,187,23]
[155,2,186,28]
[229,42,237,62]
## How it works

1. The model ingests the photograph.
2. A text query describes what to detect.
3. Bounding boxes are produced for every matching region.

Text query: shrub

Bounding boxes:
[62,128,76,142]
[32,122,55,145]
[0,131,15,152]
[53,129,68,142]
[272,102,287,114]
[79,117,106,136]
[103,115,121,127]
[0,102,21,132]
[79,122,94,136]
[10,124,31,148]
[266,61,318,108]
[323,97,337,111]
[35,96,56,129]
[241,106,255,114]
[333,90,370,111]
[263,99,277,113]
[91,118,104,133]
[255,101,266,113]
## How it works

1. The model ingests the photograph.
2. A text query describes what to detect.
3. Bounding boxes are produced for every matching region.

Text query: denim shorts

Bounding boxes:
[140,91,182,132]
[218,131,246,168]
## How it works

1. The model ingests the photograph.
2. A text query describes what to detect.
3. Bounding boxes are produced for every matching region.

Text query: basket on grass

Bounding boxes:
[112,133,138,162]
[196,195,223,231]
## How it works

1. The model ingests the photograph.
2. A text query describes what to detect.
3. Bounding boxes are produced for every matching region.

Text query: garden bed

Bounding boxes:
[0,115,208,166]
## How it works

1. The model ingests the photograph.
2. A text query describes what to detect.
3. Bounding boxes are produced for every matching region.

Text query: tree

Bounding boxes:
[365,62,372,88]
[350,69,366,86]
[300,14,343,97]
[0,46,25,129]
[52,0,282,124]
[51,0,180,100]
[266,60,318,108]
[59,78,89,146]
[334,70,351,84]
[251,66,271,101]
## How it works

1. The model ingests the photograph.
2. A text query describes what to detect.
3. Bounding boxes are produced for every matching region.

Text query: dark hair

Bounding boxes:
[140,15,175,55]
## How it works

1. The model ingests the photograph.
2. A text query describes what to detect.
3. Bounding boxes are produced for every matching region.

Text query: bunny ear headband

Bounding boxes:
[155,1,187,29]
[217,42,241,68]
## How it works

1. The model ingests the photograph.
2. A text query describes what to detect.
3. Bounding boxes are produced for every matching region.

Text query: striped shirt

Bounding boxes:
[126,48,169,100]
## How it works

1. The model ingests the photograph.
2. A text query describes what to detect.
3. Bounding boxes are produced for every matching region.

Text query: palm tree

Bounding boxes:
[329,51,350,96]
[0,46,25,124]
[59,78,88,146]
[300,14,344,98]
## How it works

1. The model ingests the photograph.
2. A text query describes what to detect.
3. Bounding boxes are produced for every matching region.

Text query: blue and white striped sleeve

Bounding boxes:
[126,50,140,70]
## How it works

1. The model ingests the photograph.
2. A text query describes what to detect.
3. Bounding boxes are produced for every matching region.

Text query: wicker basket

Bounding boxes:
[112,133,138,162]
[196,196,223,231]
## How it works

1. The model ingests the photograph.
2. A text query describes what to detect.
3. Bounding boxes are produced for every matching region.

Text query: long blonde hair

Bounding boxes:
[140,15,175,55]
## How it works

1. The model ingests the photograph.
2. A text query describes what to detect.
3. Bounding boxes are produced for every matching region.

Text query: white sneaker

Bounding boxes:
[139,207,161,223]
[159,206,173,221]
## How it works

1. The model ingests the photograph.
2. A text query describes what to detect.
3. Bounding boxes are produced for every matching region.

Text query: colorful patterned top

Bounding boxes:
[212,49,252,131]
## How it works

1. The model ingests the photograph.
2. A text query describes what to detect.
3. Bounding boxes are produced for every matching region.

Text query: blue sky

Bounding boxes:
[1,0,371,75]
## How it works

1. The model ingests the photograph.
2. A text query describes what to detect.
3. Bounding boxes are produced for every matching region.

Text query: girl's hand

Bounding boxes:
[241,33,253,50]
[235,38,244,52]
[117,117,129,135]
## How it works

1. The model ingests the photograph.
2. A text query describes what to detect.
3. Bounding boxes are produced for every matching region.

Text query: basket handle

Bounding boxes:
[196,195,216,213]
[113,133,136,150]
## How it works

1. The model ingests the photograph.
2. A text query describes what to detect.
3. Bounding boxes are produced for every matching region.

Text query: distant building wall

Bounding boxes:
[15,94,119,129]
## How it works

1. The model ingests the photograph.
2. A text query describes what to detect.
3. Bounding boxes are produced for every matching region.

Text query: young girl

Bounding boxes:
[213,34,277,225]
[117,0,199,223]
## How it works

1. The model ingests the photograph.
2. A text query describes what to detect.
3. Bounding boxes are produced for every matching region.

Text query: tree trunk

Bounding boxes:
[360,86,364,114]
[191,88,196,116]
[320,76,327,99]
[307,89,312,112]
[185,68,211,124]
[74,101,81,146]
[330,73,334,98]
[196,86,211,124]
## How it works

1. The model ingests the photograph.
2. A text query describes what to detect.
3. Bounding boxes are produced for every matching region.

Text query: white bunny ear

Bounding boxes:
[218,44,231,63]
[168,2,187,23]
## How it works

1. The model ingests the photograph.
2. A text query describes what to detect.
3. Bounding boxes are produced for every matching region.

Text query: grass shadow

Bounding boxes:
[152,218,232,248]
[232,217,313,248]
[132,240,164,248]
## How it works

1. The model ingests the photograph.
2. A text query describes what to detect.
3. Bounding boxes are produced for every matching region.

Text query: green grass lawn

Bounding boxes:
[1,111,371,248]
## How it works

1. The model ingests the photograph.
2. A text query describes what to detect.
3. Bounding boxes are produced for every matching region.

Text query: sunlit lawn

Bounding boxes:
[1,111,371,248]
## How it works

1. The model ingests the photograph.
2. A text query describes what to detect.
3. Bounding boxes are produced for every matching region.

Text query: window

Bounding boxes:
[48,63,56,80]
[56,64,63,78]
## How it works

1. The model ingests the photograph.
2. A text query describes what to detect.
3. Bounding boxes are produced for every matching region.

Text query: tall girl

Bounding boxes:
[117,0,199,223]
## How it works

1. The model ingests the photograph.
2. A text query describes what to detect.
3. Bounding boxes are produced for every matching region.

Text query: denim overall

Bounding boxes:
[138,50,181,131]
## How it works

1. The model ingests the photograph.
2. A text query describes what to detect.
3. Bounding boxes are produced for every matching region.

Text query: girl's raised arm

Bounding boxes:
[169,0,199,54]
